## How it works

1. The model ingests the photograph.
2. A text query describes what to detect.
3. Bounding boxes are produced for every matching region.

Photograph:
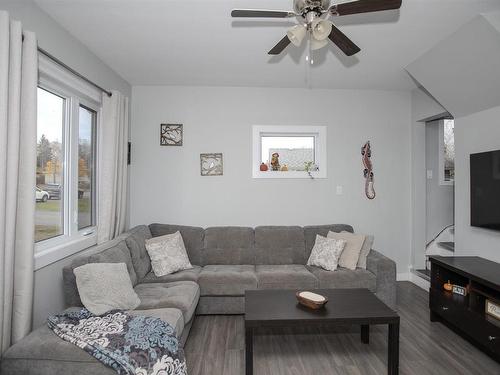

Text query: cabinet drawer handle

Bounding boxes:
[442,307,449,311]
[488,336,497,341]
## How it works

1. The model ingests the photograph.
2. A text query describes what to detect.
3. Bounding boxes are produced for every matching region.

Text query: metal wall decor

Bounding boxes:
[200,153,223,176]
[361,141,376,200]
[160,124,183,146]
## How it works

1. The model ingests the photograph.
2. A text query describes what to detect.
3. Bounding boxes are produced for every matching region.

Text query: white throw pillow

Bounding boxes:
[307,234,346,271]
[145,231,193,277]
[74,262,140,316]
[327,231,366,270]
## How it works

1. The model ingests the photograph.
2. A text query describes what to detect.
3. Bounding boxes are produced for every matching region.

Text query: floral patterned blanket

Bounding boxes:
[47,309,187,375]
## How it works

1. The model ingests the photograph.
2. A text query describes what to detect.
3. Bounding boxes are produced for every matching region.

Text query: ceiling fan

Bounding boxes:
[232,0,402,56]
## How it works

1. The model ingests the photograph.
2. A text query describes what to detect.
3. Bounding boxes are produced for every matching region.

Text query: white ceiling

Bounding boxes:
[34,0,500,90]
[407,14,500,118]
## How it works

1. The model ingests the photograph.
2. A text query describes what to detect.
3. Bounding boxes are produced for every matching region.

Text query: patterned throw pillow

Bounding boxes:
[145,231,193,276]
[307,234,346,271]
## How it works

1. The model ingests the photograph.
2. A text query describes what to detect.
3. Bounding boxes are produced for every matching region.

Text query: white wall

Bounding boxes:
[131,86,412,273]
[425,121,454,243]
[0,0,132,328]
[455,105,500,263]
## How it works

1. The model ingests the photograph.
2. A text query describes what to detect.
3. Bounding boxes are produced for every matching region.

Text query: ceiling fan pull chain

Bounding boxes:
[305,44,312,88]
[306,34,315,66]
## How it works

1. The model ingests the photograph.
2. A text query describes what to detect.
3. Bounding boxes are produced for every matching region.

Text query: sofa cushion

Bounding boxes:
[124,225,152,280]
[134,281,200,323]
[203,227,255,265]
[0,307,185,375]
[254,226,305,265]
[306,266,377,291]
[256,265,318,289]
[198,265,257,296]
[304,224,354,261]
[87,241,138,286]
[141,265,202,283]
[149,224,204,266]
[0,325,115,375]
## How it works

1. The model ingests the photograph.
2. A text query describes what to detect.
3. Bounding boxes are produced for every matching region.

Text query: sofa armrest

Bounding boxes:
[366,250,396,309]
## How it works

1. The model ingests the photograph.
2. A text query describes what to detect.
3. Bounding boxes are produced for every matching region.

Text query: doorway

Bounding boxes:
[416,119,455,279]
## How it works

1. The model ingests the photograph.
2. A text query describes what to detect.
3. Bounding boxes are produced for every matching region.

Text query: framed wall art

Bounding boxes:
[200,153,223,176]
[160,124,183,146]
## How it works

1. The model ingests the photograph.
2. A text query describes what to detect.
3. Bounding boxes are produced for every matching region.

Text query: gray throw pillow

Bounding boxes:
[74,263,140,315]
[357,235,374,269]
[340,231,374,269]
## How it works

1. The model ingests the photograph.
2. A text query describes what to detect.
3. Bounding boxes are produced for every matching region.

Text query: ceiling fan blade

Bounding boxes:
[231,9,296,18]
[328,25,361,56]
[268,35,291,55]
[331,0,402,16]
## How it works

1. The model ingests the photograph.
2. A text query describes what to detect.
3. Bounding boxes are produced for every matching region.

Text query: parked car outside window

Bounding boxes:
[39,183,62,200]
[35,187,50,202]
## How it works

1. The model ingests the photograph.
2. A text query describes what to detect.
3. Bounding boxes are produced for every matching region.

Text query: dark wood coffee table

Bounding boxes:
[245,288,400,375]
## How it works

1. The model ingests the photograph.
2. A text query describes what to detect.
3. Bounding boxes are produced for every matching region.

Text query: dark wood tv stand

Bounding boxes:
[429,256,500,362]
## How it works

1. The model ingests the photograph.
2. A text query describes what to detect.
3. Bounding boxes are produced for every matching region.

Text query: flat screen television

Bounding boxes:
[470,149,500,231]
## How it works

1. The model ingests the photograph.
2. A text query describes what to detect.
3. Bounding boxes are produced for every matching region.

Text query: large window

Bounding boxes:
[36,85,98,245]
[78,105,96,230]
[252,126,327,178]
[36,88,65,242]
[35,55,101,266]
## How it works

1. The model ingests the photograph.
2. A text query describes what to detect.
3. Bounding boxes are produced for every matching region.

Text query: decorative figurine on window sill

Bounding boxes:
[271,152,280,171]
[260,162,269,171]
[280,164,288,171]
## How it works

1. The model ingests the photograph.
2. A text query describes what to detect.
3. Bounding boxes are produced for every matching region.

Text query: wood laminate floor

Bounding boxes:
[184,282,500,374]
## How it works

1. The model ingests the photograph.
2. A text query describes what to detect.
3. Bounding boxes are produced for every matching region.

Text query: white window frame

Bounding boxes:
[252,125,327,179]
[35,54,102,270]
[438,119,454,186]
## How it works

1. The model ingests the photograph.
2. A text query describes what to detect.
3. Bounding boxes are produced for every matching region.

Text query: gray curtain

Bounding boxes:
[0,11,37,354]
[97,90,129,243]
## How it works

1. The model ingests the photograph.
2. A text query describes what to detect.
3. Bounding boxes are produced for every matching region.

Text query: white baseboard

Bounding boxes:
[397,272,410,281]
[397,272,430,290]
[409,272,430,290]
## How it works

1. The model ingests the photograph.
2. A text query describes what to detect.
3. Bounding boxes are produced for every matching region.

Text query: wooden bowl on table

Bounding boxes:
[296,291,328,310]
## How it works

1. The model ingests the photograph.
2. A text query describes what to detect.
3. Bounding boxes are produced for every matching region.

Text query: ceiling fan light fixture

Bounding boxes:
[310,37,329,50]
[311,19,333,41]
[286,24,307,46]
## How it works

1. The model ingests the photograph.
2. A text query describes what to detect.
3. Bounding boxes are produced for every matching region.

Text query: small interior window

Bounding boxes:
[261,136,315,171]
[252,126,326,179]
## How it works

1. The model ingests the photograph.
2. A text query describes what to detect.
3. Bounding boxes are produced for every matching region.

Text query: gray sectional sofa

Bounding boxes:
[0,223,396,375]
